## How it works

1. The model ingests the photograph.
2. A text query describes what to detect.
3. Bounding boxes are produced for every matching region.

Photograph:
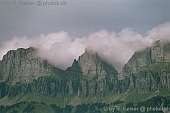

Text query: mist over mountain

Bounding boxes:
[0,22,170,71]
[1,35,170,112]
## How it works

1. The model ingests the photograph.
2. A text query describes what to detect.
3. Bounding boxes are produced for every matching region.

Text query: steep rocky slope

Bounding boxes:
[0,47,65,84]
[119,47,151,79]
[119,40,170,93]
[67,49,119,97]
[1,40,170,107]
[66,49,118,81]
[0,47,119,102]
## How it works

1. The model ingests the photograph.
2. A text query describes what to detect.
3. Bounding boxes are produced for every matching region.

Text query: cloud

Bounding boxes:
[84,29,150,71]
[0,36,33,59]
[34,31,86,69]
[0,22,170,71]
[146,22,170,42]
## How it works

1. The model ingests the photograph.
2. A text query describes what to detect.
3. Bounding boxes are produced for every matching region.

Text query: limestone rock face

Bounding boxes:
[151,40,170,63]
[77,49,118,80]
[119,47,151,79]
[119,40,170,93]
[66,59,82,80]
[0,47,63,84]
[65,48,119,82]
[119,40,170,79]
[65,49,119,97]
[133,71,170,93]
[2,40,170,103]
[0,47,120,99]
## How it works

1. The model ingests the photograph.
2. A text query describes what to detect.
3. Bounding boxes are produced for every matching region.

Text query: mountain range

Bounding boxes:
[0,40,170,113]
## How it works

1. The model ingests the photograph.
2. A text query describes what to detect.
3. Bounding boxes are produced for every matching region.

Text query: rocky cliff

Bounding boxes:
[1,40,170,106]
[67,49,119,96]
[0,47,65,84]
[119,47,151,79]
[0,47,119,100]
[151,40,170,63]
[77,49,118,80]
[119,40,170,93]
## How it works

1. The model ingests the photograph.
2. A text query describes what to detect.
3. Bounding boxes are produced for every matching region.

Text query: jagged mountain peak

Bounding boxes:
[84,47,97,55]
[1,40,170,108]
[65,48,118,81]
[152,39,170,46]
[2,47,37,60]
[77,48,118,80]
[0,47,64,84]
[0,47,118,84]
[0,47,119,99]
[119,39,170,79]
[152,40,161,45]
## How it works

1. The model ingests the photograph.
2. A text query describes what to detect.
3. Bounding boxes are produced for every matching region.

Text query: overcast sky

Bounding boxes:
[0,0,170,71]
[0,0,170,42]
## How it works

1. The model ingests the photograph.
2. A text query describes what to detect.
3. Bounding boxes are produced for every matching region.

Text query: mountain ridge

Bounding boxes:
[0,47,120,106]
[1,40,170,112]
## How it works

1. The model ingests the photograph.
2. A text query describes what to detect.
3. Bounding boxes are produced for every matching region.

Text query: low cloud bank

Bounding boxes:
[0,22,170,71]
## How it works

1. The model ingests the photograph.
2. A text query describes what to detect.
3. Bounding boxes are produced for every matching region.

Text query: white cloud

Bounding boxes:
[146,22,170,43]
[0,36,33,59]
[0,22,170,71]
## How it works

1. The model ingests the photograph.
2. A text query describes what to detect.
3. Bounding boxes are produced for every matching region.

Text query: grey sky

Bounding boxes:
[0,0,170,43]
